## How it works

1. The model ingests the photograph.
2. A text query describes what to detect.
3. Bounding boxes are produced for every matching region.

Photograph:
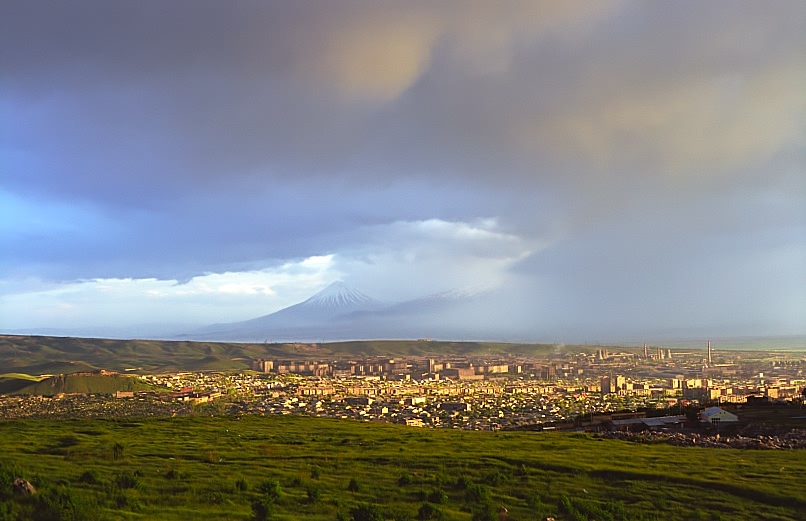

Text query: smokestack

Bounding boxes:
[707,339,712,365]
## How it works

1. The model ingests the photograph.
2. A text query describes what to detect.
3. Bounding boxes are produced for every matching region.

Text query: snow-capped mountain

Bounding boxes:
[186,282,382,341]
[183,282,504,342]
[300,281,380,312]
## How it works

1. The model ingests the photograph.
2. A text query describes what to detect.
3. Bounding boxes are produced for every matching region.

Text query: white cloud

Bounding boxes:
[335,218,539,301]
[0,255,339,330]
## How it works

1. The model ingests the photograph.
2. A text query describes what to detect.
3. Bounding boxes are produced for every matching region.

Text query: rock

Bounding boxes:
[12,478,36,495]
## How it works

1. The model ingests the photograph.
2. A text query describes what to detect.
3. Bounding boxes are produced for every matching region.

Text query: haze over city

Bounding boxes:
[2,0,804,341]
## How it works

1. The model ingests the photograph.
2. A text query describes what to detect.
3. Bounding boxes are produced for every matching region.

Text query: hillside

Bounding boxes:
[0,373,47,395]
[0,335,585,375]
[0,415,803,520]
[10,373,154,396]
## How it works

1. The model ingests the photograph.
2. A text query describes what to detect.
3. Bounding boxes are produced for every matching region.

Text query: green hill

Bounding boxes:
[0,335,594,375]
[0,373,47,394]
[0,415,803,520]
[10,373,154,396]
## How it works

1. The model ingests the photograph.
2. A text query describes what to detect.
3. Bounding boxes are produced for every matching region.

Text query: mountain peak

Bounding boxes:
[304,281,378,309]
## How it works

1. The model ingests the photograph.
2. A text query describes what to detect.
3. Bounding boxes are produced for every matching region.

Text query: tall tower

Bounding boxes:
[707,339,712,365]
[643,342,648,359]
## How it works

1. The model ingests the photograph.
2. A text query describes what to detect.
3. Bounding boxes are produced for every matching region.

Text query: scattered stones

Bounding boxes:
[596,429,806,449]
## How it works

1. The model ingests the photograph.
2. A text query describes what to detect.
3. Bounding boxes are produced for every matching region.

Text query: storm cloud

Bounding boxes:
[2,1,804,339]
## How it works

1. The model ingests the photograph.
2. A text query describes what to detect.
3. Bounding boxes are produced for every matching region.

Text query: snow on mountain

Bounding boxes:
[184,282,383,341]
[183,282,502,342]
[360,285,491,317]
[301,281,380,311]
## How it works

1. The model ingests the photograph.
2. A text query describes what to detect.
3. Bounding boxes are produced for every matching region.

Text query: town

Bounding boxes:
[3,342,805,445]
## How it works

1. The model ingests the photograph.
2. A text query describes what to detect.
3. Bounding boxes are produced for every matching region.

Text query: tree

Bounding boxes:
[347,478,361,492]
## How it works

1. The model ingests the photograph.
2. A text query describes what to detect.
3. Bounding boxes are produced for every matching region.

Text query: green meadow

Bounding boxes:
[2,415,804,520]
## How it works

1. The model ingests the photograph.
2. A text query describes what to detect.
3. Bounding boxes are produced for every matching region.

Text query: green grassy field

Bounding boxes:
[0,373,157,396]
[2,415,804,520]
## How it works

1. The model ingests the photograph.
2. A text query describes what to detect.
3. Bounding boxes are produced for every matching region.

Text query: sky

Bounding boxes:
[1,0,804,341]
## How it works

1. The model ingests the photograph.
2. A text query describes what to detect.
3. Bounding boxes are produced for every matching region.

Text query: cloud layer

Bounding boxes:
[2,1,804,339]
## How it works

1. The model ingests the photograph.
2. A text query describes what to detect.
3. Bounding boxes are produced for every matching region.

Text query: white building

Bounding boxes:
[700,406,738,424]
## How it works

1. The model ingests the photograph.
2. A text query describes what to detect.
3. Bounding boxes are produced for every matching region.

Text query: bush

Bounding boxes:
[417,502,443,520]
[464,484,490,503]
[77,470,100,485]
[257,479,281,501]
[235,478,249,492]
[347,478,361,492]
[455,476,471,490]
[482,471,508,486]
[306,485,321,503]
[114,472,139,490]
[350,503,383,521]
[427,489,447,504]
[111,443,124,460]
[470,503,498,521]
[251,498,274,521]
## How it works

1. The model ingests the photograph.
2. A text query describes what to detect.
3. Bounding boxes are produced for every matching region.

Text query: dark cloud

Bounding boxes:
[1,1,803,337]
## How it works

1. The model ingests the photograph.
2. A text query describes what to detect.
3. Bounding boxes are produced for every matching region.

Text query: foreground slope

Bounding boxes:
[1,415,804,521]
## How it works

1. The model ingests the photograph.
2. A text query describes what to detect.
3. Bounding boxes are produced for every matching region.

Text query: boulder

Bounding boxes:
[13,478,36,495]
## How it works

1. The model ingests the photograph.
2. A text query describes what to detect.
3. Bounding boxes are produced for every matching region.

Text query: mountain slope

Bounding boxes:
[186,283,510,342]
[191,281,384,340]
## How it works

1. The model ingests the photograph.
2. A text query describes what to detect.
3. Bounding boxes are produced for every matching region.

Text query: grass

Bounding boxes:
[0,373,44,381]
[9,373,157,396]
[2,415,804,520]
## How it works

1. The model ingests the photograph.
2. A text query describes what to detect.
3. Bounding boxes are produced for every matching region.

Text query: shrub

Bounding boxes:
[349,503,383,521]
[111,443,124,460]
[251,498,274,521]
[347,478,361,492]
[417,502,443,520]
[235,478,249,492]
[427,489,448,504]
[482,472,507,486]
[470,503,498,521]
[77,470,99,485]
[114,472,139,490]
[306,485,321,503]
[464,484,490,503]
[257,479,281,501]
